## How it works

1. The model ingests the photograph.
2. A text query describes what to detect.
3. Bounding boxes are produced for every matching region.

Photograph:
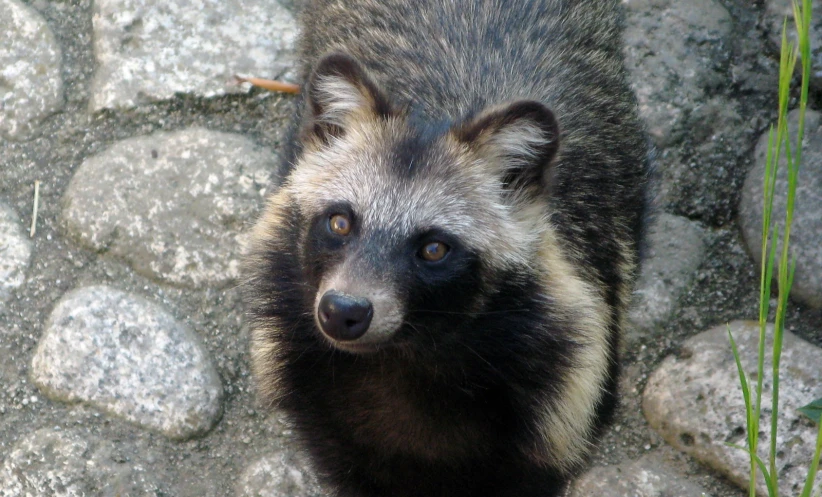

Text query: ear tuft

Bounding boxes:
[303,52,392,142]
[453,101,560,190]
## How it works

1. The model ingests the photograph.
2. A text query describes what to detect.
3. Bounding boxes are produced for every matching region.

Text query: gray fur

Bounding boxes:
[296,0,649,293]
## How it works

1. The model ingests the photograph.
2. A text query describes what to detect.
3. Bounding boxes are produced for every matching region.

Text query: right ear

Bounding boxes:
[452,100,560,193]
[303,52,393,143]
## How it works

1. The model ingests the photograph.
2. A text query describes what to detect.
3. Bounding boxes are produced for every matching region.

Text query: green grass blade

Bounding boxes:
[756,106,782,494]
[748,1,811,494]
[729,327,760,496]
[759,126,776,326]
[798,418,822,497]
[729,328,753,421]
[728,442,779,496]
[787,256,797,301]
[769,14,804,491]
[795,0,813,141]
[757,455,779,497]
[764,16,804,490]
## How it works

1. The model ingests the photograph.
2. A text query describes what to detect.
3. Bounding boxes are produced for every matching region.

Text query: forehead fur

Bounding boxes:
[287,116,546,268]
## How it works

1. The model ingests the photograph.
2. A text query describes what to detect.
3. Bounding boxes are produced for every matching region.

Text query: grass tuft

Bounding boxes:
[727,0,820,495]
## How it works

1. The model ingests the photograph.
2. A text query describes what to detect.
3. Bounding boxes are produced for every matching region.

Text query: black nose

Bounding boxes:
[317,290,373,341]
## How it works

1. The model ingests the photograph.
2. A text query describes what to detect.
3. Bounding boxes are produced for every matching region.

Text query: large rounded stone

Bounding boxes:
[31,285,224,439]
[90,0,297,110]
[623,0,732,148]
[0,0,63,139]
[628,214,707,335]
[61,128,274,288]
[624,0,747,225]
[0,203,32,305]
[570,455,709,497]
[643,321,822,496]
[740,109,822,309]
[0,428,161,496]
[238,452,322,497]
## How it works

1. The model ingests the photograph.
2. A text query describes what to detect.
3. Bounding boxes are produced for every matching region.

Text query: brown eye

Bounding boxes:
[420,241,449,262]
[329,214,352,235]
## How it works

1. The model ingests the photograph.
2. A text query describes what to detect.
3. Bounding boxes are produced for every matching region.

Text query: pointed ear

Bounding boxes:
[303,52,393,143]
[453,101,560,191]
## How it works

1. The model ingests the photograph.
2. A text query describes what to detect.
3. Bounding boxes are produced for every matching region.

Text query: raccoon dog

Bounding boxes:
[243,0,649,495]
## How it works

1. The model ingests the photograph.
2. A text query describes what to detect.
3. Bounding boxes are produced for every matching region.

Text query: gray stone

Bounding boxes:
[90,0,298,110]
[31,285,223,439]
[0,0,63,139]
[0,203,32,305]
[61,128,274,288]
[762,0,822,91]
[238,452,322,497]
[629,214,707,335]
[0,427,161,497]
[570,455,710,497]
[623,0,748,225]
[740,108,822,309]
[623,0,732,148]
[643,321,822,496]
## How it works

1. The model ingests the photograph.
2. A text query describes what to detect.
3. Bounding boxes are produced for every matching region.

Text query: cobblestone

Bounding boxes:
[740,109,822,309]
[31,285,224,440]
[623,0,753,225]
[629,213,707,337]
[0,0,63,140]
[90,0,297,110]
[238,451,322,497]
[643,321,822,496]
[571,454,710,497]
[623,0,732,149]
[61,128,274,288]
[0,427,162,497]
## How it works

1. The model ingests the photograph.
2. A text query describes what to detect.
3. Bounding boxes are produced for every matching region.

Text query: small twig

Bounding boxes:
[30,180,40,238]
[233,75,300,94]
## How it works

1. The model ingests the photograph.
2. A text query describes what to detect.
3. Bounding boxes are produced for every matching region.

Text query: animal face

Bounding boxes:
[263,52,561,353]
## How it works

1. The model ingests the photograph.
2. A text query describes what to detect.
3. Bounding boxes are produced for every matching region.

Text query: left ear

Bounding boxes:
[302,52,393,144]
[452,100,560,190]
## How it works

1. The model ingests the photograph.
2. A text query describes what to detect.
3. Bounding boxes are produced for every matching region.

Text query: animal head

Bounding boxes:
[252,52,561,354]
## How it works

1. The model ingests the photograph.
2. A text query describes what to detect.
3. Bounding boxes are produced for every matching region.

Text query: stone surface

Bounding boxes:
[90,0,298,110]
[238,452,322,497]
[570,455,710,497]
[740,109,822,309]
[629,214,707,335]
[0,428,161,497]
[623,0,750,225]
[0,203,32,305]
[762,0,822,90]
[61,128,274,288]
[0,0,64,139]
[623,0,732,148]
[643,321,822,496]
[31,285,223,439]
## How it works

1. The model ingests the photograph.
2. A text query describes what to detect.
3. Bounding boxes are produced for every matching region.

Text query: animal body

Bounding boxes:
[242,0,650,495]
